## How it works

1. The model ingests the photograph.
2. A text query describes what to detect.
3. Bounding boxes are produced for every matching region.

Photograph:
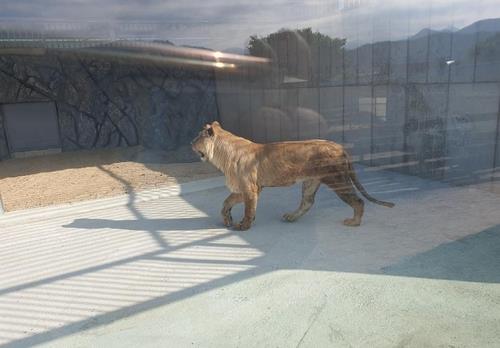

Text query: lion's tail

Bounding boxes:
[345,153,395,208]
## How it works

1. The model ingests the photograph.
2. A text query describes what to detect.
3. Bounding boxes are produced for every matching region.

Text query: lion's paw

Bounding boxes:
[233,221,251,231]
[222,215,233,228]
[343,218,361,227]
[282,213,298,223]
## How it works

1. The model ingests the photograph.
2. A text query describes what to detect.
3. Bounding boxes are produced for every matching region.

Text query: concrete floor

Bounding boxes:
[0,168,499,347]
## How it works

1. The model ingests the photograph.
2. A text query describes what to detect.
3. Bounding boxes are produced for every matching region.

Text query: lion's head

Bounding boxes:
[191,121,221,162]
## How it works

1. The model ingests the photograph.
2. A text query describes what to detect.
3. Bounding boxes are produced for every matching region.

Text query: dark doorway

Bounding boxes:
[2,102,61,157]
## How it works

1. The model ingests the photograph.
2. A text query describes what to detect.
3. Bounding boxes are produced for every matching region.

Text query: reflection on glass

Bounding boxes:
[0,0,499,185]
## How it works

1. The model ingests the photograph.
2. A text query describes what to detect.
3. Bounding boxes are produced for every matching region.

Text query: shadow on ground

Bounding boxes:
[65,217,219,231]
[382,225,500,283]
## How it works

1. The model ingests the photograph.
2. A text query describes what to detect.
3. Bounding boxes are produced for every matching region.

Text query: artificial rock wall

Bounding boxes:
[0,50,218,160]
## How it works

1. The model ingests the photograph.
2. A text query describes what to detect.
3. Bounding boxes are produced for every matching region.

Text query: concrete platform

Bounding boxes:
[0,168,499,347]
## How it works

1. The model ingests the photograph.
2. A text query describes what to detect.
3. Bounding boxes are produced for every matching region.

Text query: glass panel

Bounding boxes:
[1,2,500,346]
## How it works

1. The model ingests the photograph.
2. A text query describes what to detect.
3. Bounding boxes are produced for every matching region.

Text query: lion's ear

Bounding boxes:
[207,126,214,136]
[212,121,221,128]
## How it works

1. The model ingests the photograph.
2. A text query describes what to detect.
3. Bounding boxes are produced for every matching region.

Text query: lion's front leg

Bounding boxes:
[221,193,243,227]
[234,190,259,231]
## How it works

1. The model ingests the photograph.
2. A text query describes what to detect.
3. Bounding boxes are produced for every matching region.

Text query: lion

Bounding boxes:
[191,121,394,231]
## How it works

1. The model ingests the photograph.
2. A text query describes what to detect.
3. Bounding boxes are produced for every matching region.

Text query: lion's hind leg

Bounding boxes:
[321,174,364,227]
[282,179,321,223]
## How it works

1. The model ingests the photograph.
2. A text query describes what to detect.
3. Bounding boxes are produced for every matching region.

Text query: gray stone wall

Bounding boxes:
[0,50,218,160]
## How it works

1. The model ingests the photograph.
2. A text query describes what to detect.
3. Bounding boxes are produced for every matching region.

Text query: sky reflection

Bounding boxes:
[1,1,500,51]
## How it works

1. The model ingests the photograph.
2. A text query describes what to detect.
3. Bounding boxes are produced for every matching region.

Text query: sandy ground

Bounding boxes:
[0,146,220,212]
